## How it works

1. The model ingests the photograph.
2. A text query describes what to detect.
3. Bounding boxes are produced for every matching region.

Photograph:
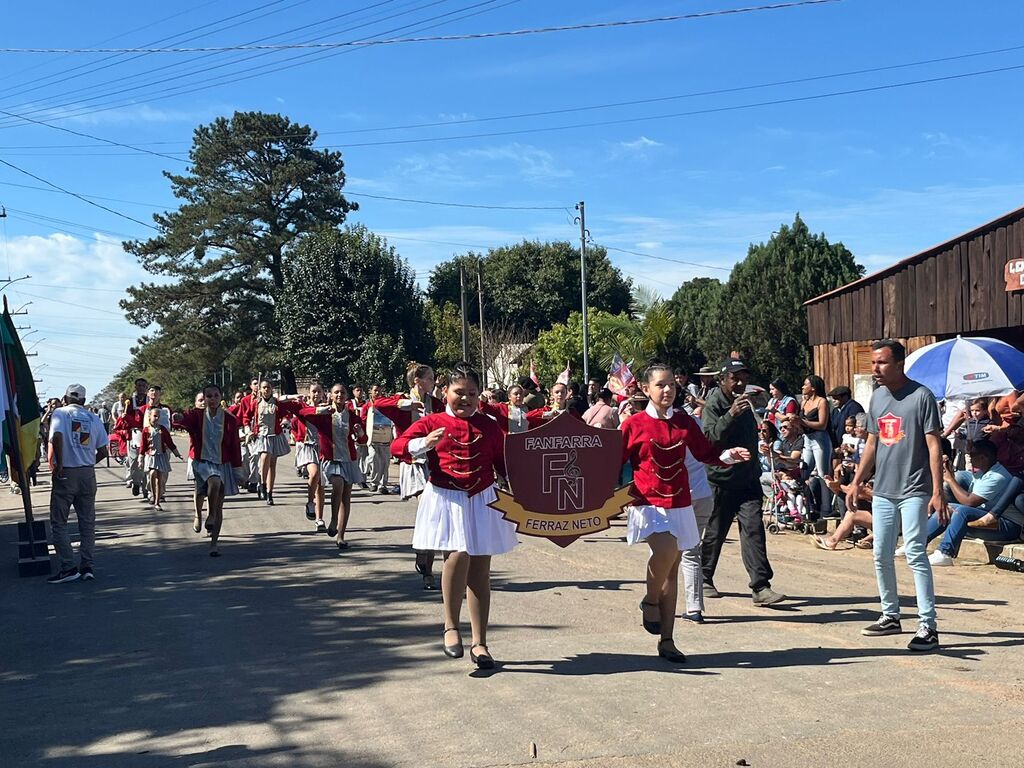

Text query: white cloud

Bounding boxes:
[619,136,663,151]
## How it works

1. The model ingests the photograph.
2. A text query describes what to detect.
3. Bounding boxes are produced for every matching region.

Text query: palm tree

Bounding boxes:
[592,286,675,373]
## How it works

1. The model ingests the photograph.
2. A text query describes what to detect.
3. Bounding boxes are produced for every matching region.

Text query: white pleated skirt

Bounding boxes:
[144,453,172,474]
[412,482,518,556]
[626,504,699,550]
[192,459,240,497]
[399,461,429,499]
[322,458,364,485]
[254,433,290,457]
[295,442,319,467]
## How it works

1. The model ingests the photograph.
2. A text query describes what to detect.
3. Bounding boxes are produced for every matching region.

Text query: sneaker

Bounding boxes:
[752,586,786,606]
[47,568,80,584]
[928,550,954,567]
[305,502,316,521]
[315,519,327,533]
[908,625,939,652]
[683,611,705,624]
[79,566,95,581]
[861,615,902,636]
[894,545,906,558]
[703,581,720,599]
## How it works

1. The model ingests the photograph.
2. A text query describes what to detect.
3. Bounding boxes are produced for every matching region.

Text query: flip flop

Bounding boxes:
[814,535,837,551]
[855,538,874,549]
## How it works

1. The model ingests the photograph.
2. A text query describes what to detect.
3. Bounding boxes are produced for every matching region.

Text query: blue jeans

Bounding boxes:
[926,503,1024,557]
[872,495,937,629]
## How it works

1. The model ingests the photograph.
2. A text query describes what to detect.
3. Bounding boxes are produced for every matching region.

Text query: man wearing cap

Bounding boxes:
[47,384,109,583]
[701,359,786,606]
[828,385,864,449]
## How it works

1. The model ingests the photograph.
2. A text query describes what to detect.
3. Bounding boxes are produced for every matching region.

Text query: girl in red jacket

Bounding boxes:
[391,363,515,669]
[141,407,182,512]
[375,363,445,588]
[620,363,750,663]
[298,383,366,549]
[525,381,582,428]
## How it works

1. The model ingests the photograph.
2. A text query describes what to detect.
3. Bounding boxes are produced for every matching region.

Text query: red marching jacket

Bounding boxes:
[178,408,243,467]
[140,425,178,456]
[391,411,506,498]
[298,406,366,462]
[374,393,445,462]
[620,408,726,508]
[479,401,531,434]
[248,397,303,436]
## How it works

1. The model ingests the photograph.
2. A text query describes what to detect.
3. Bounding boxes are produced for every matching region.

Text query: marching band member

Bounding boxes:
[123,385,172,504]
[299,383,366,550]
[293,383,328,529]
[247,380,302,506]
[620,363,750,664]
[480,384,530,434]
[140,407,182,512]
[349,383,371,488]
[235,378,261,493]
[185,391,206,528]
[362,384,396,494]
[526,381,582,428]
[178,384,243,557]
[375,364,445,588]
[391,362,516,669]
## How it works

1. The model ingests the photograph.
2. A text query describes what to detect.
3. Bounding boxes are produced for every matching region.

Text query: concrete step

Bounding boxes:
[955,537,1024,565]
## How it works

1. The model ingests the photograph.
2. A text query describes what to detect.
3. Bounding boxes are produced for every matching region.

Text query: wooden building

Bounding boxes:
[805,204,1024,389]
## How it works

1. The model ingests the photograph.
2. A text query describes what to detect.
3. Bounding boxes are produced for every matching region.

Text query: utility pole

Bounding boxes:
[459,261,470,362]
[477,258,486,387]
[575,201,590,386]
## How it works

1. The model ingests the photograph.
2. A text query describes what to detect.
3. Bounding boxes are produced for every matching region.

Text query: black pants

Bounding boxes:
[701,481,774,592]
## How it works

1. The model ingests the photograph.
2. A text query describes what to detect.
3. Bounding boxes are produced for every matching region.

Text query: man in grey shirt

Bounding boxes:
[848,339,947,651]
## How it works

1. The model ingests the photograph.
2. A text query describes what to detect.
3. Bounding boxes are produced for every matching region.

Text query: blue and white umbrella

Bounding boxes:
[905,336,1024,400]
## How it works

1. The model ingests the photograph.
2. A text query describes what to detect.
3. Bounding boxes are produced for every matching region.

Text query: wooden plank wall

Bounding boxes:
[813,336,936,391]
[806,208,1024,346]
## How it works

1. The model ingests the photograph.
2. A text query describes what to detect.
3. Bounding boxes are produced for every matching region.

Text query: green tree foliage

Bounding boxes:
[664,277,725,374]
[276,226,427,391]
[592,285,676,372]
[426,241,632,334]
[424,300,480,374]
[703,214,863,384]
[121,111,356,392]
[530,310,621,386]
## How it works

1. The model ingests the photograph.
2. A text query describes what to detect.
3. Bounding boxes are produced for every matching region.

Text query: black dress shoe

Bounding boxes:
[422,574,437,591]
[266,493,274,506]
[327,525,338,537]
[640,600,661,635]
[470,644,495,669]
[657,639,687,664]
[443,628,464,658]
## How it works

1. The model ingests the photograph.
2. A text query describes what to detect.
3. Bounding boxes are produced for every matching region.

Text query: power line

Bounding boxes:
[0,0,510,130]
[319,61,1024,149]
[0,2,842,54]
[0,157,157,230]
[0,180,168,208]
[347,191,568,211]
[600,245,733,273]
[3,41,1021,149]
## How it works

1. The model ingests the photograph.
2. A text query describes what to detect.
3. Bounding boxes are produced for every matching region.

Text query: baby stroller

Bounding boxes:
[763,449,818,535]
[107,431,128,467]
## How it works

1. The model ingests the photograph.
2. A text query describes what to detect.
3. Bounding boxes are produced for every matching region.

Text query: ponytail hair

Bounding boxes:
[406,363,434,388]
[449,361,481,390]
[642,361,673,383]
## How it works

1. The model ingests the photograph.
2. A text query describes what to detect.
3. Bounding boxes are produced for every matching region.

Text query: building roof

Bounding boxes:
[804,202,1024,306]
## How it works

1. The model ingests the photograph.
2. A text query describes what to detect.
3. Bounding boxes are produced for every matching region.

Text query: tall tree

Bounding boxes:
[664,277,725,374]
[530,310,621,387]
[427,241,632,335]
[276,226,428,391]
[702,214,863,384]
[121,111,356,392]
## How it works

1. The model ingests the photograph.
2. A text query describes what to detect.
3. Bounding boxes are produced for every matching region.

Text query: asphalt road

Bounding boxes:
[2,459,1022,768]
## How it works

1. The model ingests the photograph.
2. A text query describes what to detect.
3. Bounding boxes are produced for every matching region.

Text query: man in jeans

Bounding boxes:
[48,384,109,583]
[848,339,946,651]
[701,359,786,606]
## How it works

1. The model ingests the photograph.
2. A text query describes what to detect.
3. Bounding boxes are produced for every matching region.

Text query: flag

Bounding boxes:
[606,352,635,396]
[556,360,571,386]
[1,299,41,482]
[529,359,540,387]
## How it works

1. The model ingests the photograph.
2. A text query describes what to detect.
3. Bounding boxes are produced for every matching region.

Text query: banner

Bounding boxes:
[490,413,631,547]
[606,352,635,396]
[1,301,40,481]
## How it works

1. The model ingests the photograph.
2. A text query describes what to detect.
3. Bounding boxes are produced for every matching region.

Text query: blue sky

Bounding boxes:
[1,0,1023,400]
